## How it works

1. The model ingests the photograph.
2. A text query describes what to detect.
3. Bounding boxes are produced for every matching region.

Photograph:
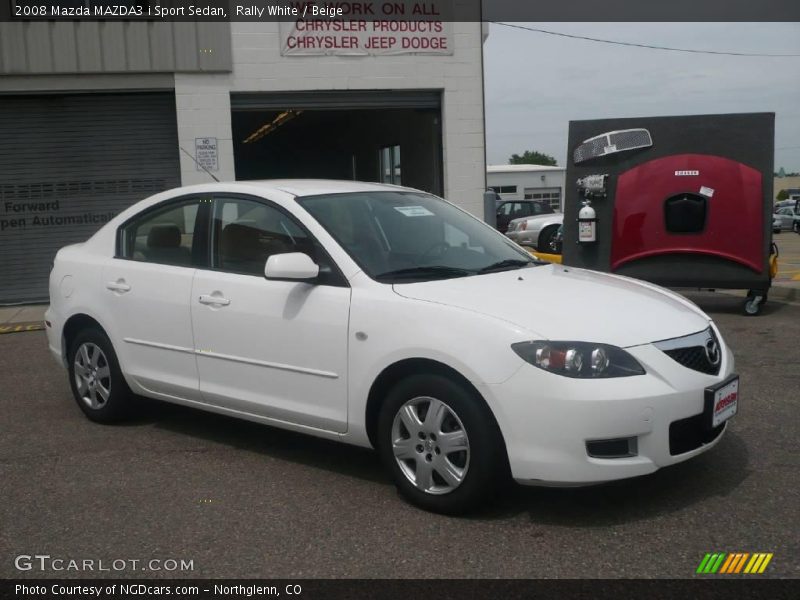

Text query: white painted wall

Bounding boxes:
[175,22,486,215]
[487,167,566,210]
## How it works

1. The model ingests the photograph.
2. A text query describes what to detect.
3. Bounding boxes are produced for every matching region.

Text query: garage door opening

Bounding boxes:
[231,91,443,196]
[0,92,180,304]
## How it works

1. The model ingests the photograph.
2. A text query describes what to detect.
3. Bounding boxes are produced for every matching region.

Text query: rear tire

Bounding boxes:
[67,328,135,423]
[376,374,508,514]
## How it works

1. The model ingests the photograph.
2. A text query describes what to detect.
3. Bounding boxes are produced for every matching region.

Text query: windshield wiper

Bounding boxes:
[375,266,474,280]
[477,259,537,274]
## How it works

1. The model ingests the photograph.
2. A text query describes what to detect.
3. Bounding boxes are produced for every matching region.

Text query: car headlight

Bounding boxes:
[511,341,645,378]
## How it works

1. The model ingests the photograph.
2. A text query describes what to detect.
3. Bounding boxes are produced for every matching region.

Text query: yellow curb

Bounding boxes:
[0,322,45,335]
[530,252,563,264]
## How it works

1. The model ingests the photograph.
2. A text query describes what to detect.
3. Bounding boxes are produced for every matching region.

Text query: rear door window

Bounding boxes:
[119,198,206,267]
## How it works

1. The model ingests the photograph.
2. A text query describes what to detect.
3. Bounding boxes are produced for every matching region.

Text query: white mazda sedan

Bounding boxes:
[46,180,738,514]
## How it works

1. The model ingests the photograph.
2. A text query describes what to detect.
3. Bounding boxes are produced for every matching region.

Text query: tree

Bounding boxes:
[509,150,557,166]
[776,189,789,201]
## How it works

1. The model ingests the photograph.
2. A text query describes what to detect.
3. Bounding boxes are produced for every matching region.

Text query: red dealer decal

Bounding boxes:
[716,391,738,413]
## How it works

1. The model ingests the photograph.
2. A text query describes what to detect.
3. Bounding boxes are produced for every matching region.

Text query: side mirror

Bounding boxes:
[265,252,319,281]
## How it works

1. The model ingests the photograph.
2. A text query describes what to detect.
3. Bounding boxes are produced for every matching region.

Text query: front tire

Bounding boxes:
[537,225,558,253]
[67,328,134,423]
[376,374,508,514]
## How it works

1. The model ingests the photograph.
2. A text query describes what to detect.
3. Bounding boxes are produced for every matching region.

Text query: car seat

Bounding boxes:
[144,225,191,265]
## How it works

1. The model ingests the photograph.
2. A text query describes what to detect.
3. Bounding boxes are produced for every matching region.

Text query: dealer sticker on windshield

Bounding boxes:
[708,376,739,428]
[394,206,434,217]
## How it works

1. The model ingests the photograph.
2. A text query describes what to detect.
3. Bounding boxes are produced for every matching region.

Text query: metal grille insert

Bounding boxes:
[573,128,653,164]
[609,129,653,151]
[654,328,722,375]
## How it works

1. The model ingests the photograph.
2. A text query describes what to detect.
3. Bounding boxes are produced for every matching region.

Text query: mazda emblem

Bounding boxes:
[705,339,721,366]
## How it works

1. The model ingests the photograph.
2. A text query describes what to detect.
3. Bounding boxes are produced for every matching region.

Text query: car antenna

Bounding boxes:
[179,145,220,183]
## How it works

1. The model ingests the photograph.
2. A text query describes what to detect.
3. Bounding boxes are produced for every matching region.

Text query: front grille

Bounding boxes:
[663,346,720,375]
[573,128,653,163]
[609,128,653,151]
[669,414,725,455]
[573,137,608,163]
[654,328,722,375]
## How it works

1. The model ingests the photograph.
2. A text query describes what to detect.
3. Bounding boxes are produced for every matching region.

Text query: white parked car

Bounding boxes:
[772,206,799,233]
[505,212,563,252]
[46,181,738,514]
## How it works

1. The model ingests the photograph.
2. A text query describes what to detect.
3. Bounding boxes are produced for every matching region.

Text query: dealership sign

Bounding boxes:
[279,1,454,56]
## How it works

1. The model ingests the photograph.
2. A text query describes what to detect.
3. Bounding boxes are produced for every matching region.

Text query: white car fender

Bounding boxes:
[48,244,136,384]
[344,272,534,446]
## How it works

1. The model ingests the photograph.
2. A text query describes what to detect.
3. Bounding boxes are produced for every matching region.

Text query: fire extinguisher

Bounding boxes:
[578,200,597,243]
[575,174,605,244]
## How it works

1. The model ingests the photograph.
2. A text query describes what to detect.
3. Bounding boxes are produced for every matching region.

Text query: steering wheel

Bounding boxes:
[417,242,451,264]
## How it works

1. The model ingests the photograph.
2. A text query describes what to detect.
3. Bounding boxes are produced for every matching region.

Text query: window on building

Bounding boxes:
[380,145,402,185]
[524,189,561,210]
[494,186,517,194]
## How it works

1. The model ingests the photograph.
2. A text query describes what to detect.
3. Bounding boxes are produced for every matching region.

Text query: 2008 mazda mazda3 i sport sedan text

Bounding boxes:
[45,180,739,514]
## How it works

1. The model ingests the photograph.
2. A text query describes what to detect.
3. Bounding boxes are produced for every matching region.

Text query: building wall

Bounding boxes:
[774,176,800,200]
[0,22,231,74]
[487,169,566,210]
[174,21,486,214]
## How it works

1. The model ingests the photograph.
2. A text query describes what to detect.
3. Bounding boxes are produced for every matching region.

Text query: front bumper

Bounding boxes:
[480,335,735,485]
[44,306,66,368]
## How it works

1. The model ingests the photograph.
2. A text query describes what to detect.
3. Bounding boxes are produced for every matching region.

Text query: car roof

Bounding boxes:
[228,179,417,197]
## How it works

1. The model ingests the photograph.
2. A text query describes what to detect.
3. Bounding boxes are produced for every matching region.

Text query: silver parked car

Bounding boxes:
[505,213,563,252]
[772,207,799,233]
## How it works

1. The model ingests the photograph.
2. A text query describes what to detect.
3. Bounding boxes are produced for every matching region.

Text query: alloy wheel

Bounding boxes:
[391,396,470,495]
[73,342,112,409]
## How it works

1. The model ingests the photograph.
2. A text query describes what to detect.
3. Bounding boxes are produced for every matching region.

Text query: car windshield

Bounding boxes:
[297,191,538,282]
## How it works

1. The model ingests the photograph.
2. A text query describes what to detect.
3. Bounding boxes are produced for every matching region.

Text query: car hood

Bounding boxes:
[392,264,710,347]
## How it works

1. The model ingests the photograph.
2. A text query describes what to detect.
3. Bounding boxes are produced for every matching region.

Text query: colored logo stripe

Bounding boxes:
[698,552,773,574]
[721,553,748,574]
[697,553,726,573]
[719,553,736,573]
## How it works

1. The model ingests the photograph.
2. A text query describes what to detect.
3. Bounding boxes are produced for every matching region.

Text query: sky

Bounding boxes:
[483,23,800,172]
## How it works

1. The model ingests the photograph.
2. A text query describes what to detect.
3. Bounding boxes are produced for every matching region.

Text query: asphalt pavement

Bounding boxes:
[773,229,800,286]
[1,294,798,579]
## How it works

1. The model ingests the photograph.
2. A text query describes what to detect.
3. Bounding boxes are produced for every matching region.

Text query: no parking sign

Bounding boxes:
[195,137,219,172]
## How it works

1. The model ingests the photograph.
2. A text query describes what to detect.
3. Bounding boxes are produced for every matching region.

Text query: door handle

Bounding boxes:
[198,294,230,307]
[106,280,131,293]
